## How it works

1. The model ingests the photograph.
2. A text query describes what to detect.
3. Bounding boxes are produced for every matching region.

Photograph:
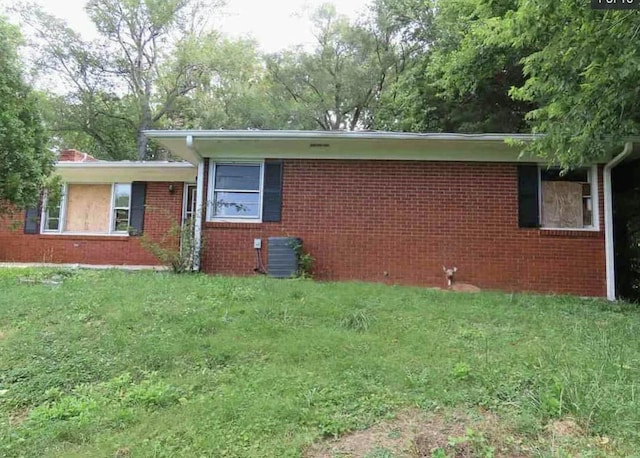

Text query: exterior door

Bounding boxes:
[182,183,197,227]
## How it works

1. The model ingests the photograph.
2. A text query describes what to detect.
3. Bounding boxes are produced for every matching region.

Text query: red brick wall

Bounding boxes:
[0,182,184,266]
[201,160,606,297]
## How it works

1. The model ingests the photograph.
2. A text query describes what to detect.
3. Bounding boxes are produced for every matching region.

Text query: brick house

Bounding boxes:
[1,132,634,299]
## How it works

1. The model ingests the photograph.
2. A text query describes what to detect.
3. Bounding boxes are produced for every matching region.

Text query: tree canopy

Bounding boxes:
[10,0,640,166]
[22,0,229,160]
[406,0,640,165]
[0,16,53,212]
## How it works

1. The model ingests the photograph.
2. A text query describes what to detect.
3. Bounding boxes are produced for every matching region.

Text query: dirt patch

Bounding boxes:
[0,329,15,341]
[304,409,529,458]
[9,408,30,427]
[114,447,131,457]
[547,418,583,438]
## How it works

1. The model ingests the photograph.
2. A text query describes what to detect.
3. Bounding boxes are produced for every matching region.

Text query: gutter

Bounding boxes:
[604,141,633,300]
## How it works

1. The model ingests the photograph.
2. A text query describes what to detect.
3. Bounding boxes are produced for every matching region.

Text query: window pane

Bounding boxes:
[214,192,260,218]
[114,183,131,208]
[541,168,588,182]
[114,209,129,231]
[46,218,59,231]
[215,165,260,191]
[48,206,60,219]
[541,167,592,228]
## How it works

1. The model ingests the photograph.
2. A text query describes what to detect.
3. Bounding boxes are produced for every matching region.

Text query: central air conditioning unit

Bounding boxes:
[267,237,301,278]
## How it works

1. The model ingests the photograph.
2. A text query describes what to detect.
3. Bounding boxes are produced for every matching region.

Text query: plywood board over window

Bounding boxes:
[541,181,583,228]
[64,184,111,233]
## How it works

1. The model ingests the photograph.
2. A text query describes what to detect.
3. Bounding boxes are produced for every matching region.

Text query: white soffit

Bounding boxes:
[144,130,545,164]
[55,162,197,183]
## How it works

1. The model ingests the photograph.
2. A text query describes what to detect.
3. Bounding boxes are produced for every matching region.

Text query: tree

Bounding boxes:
[426,0,640,166]
[23,0,224,160]
[0,16,53,213]
[162,37,292,130]
[266,3,397,131]
[372,0,533,133]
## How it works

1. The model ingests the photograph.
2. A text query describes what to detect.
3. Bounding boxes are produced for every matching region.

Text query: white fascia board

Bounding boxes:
[144,129,539,142]
[54,161,197,183]
[55,161,195,168]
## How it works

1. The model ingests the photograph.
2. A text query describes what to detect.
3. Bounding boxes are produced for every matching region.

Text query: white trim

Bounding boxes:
[144,129,540,142]
[55,161,195,168]
[111,183,132,234]
[108,183,115,234]
[207,161,264,223]
[604,142,634,301]
[40,232,130,237]
[181,182,196,225]
[40,183,67,234]
[538,165,600,232]
[193,161,205,271]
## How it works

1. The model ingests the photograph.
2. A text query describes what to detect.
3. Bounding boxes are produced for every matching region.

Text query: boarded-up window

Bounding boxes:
[540,168,593,229]
[64,184,112,233]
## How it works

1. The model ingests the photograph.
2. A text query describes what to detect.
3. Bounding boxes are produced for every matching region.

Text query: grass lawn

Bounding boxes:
[1,268,639,457]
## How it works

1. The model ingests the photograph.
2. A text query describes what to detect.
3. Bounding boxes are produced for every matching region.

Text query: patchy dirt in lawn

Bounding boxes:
[9,408,30,427]
[304,409,531,458]
[0,328,17,341]
[546,418,583,438]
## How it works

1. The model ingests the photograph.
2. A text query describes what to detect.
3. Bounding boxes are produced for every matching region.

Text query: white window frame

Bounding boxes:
[206,161,264,223]
[40,182,132,236]
[111,183,132,233]
[182,182,197,227]
[41,183,68,234]
[538,165,600,232]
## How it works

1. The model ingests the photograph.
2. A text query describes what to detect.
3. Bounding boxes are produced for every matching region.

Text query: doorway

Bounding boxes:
[182,183,197,227]
[613,159,640,302]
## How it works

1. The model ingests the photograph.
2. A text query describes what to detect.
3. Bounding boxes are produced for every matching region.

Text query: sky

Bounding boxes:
[1,0,373,52]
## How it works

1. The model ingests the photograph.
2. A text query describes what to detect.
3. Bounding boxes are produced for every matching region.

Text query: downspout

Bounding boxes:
[186,134,205,272]
[604,141,633,301]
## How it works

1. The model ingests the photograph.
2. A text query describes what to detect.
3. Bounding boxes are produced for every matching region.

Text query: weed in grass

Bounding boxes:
[363,447,396,458]
[341,308,374,332]
[451,362,471,381]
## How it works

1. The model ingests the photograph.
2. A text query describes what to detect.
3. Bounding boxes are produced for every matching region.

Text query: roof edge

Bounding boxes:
[143,129,539,142]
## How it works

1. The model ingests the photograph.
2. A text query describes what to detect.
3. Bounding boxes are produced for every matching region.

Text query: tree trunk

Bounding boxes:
[137,79,153,160]
[136,128,148,161]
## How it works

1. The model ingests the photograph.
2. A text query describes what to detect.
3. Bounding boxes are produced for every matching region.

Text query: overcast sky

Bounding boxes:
[1,0,373,52]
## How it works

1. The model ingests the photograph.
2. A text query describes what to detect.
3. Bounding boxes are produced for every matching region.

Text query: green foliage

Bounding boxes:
[364,447,396,458]
[448,428,495,458]
[423,0,640,165]
[140,213,201,273]
[372,0,532,133]
[1,270,640,455]
[340,308,374,332]
[0,16,54,212]
[266,3,397,130]
[22,0,230,160]
[291,240,315,278]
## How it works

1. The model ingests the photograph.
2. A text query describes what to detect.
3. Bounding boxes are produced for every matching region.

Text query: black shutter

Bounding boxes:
[517,164,540,228]
[262,160,283,222]
[129,182,146,236]
[24,206,40,234]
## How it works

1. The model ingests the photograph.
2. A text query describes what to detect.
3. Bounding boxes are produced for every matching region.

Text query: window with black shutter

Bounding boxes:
[517,164,540,228]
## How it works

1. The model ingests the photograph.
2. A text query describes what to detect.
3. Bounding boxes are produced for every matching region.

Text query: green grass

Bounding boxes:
[0,268,639,457]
